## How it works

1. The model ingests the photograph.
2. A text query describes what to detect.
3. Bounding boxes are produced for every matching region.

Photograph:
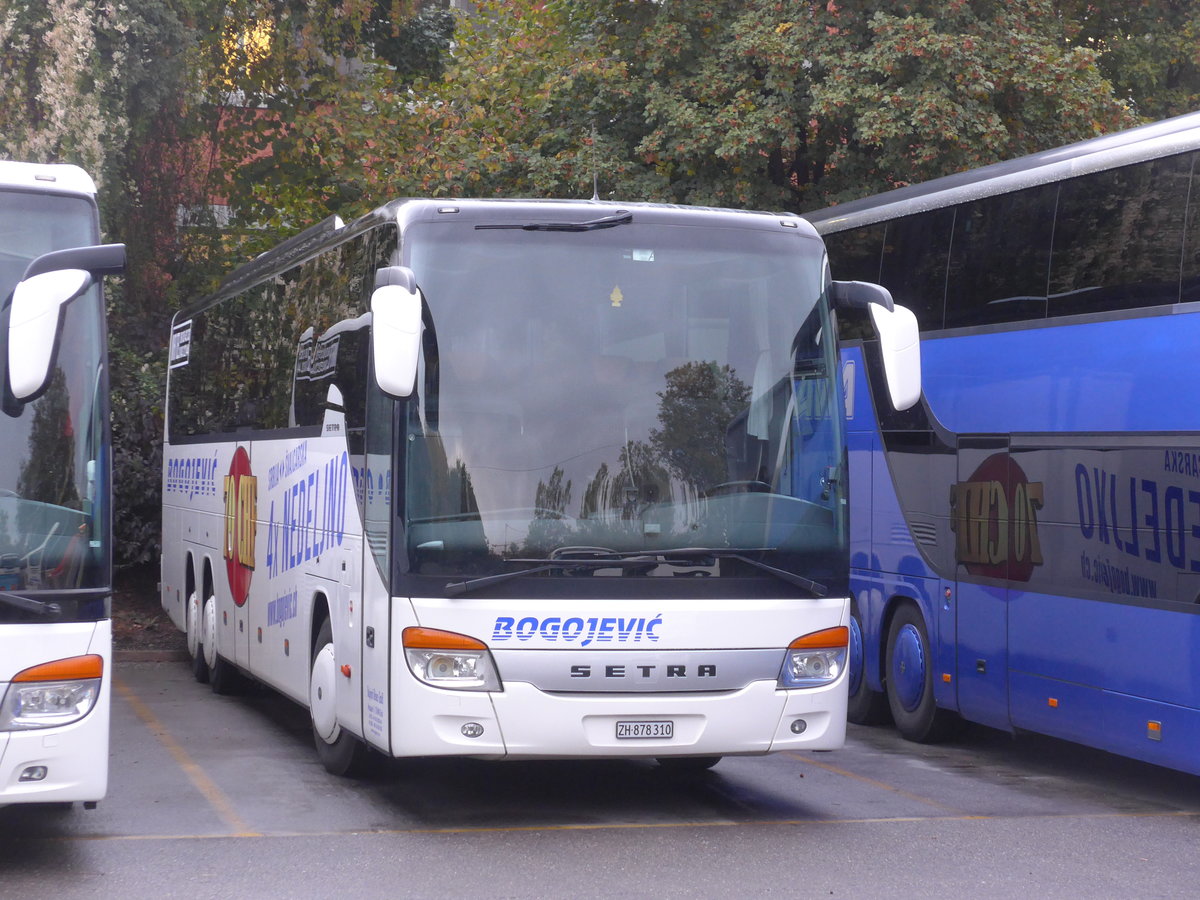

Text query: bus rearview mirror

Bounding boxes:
[371,266,423,398]
[869,302,922,411]
[6,243,126,403]
[8,268,93,401]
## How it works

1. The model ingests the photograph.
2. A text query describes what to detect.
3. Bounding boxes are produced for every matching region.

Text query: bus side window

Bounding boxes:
[945,186,1055,329]
[824,225,886,342]
[1050,152,1192,316]
[880,210,953,332]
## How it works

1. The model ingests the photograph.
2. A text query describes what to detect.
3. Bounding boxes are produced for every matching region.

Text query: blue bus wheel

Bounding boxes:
[847,600,890,726]
[884,603,959,743]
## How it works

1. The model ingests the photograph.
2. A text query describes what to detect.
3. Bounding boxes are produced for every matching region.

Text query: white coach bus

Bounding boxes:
[160,199,920,774]
[0,162,125,806]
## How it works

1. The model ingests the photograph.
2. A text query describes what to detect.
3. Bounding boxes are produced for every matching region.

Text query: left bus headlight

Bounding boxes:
[0,654,104,731]
[402,627,502,692]
[778,627,848,689]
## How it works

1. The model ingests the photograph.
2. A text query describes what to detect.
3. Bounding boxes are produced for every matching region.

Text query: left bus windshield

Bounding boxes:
[0,189,108,613]
[403,219,845,593]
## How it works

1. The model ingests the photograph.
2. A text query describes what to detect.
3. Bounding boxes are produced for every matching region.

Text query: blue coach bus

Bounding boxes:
[805,111,1200,774]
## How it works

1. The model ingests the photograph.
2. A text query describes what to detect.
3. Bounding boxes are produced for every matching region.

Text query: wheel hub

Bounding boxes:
[309,643,339,743]
[203,596,218,670]
[891,622,926,712]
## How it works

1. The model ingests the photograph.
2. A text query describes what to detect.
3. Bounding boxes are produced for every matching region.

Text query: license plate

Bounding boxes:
[616,720,673,739]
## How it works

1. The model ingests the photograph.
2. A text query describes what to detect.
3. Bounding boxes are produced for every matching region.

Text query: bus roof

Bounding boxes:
[0,161,97,197]
[802,110,1200,233]
[205,198,816,308]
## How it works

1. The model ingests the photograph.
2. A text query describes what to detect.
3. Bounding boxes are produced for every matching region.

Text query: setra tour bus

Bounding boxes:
[807,110,1200,775]
[0,161,125,806]
[160,198,920,774]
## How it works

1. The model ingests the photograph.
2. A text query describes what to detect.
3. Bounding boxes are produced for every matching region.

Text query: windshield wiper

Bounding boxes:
[0,591,62,617]
[446,555,655,597]
[445,563,562,598]
[475,211,633,232]
[444,547,826,598]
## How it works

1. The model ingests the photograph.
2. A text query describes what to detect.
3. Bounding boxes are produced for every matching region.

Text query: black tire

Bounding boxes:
[310,618,369,776]
[208,652,241,695]
[884,603,959,743]
[202,593,240,695]
[847,599,890,726]
[655,756,721,773]
[191,641,210,684]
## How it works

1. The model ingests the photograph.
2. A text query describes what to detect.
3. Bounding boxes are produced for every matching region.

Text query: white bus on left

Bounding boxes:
[0,161,124,807]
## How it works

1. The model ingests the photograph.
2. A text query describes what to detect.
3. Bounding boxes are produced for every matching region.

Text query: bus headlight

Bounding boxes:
[402,627,501,692]
[778,627,848,689]
[0,654,104,731]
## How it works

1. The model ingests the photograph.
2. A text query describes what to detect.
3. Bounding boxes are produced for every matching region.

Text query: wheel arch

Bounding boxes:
[185,551,196,600]
[309,591,331,661]
[202,555,215,602]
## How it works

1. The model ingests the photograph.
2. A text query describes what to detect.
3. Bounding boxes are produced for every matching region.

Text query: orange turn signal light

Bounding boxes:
[13,654,104,683]
[402,627,487,651]
[788,626,849,650]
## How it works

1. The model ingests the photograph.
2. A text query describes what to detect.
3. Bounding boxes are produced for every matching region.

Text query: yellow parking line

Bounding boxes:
[113,677,260,837]
[786,751,963,812]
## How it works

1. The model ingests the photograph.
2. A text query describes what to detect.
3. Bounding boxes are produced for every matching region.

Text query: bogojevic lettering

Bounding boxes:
[491,615,662,647]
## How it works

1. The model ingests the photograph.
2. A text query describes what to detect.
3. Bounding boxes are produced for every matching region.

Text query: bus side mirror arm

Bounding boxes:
[371,265,424,398]
[831,279,921,411]
[831,279,894,312]
[7,243,126,403]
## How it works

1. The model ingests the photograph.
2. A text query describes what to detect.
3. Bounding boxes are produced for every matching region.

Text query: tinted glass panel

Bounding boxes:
[945,186,1055,329]
[880,210,954,331]
[825,225,885,342]
[823,225,884,283]
[1176,155,1200,305]
[0,191,109,609]
[169,228,392,441]
[400,221,846,593]
[1051,153,1191,315]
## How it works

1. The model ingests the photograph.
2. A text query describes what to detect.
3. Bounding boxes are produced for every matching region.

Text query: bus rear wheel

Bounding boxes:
[884,604,958,743]
[310,618,368,776]
[187,589,209,684]
[202,593,240,695]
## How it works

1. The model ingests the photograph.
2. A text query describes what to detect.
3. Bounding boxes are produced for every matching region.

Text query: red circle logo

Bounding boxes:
[950,453,1045,583]
[223,447,257,607]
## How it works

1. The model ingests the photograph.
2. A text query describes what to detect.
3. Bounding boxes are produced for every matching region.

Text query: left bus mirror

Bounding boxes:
[371,265,424,398]
[6,243,125,402]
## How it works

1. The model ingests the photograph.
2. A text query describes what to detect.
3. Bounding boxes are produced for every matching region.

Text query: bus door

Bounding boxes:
[321,391,364,742]
[952,436,1012,730]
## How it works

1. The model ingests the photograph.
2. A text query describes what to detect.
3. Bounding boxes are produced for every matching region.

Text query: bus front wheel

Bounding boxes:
[884,604,958,743]
[309,618,368,776]
[847,599,890,726]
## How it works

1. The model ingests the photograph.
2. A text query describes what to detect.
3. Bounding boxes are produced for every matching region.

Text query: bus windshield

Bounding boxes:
[403,220,845,590]
[0,189,108,614]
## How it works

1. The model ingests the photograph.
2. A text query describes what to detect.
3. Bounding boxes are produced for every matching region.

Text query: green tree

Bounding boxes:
[1059,0,1200,121]
[558,0,1135,211]
[651,361,750,490]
